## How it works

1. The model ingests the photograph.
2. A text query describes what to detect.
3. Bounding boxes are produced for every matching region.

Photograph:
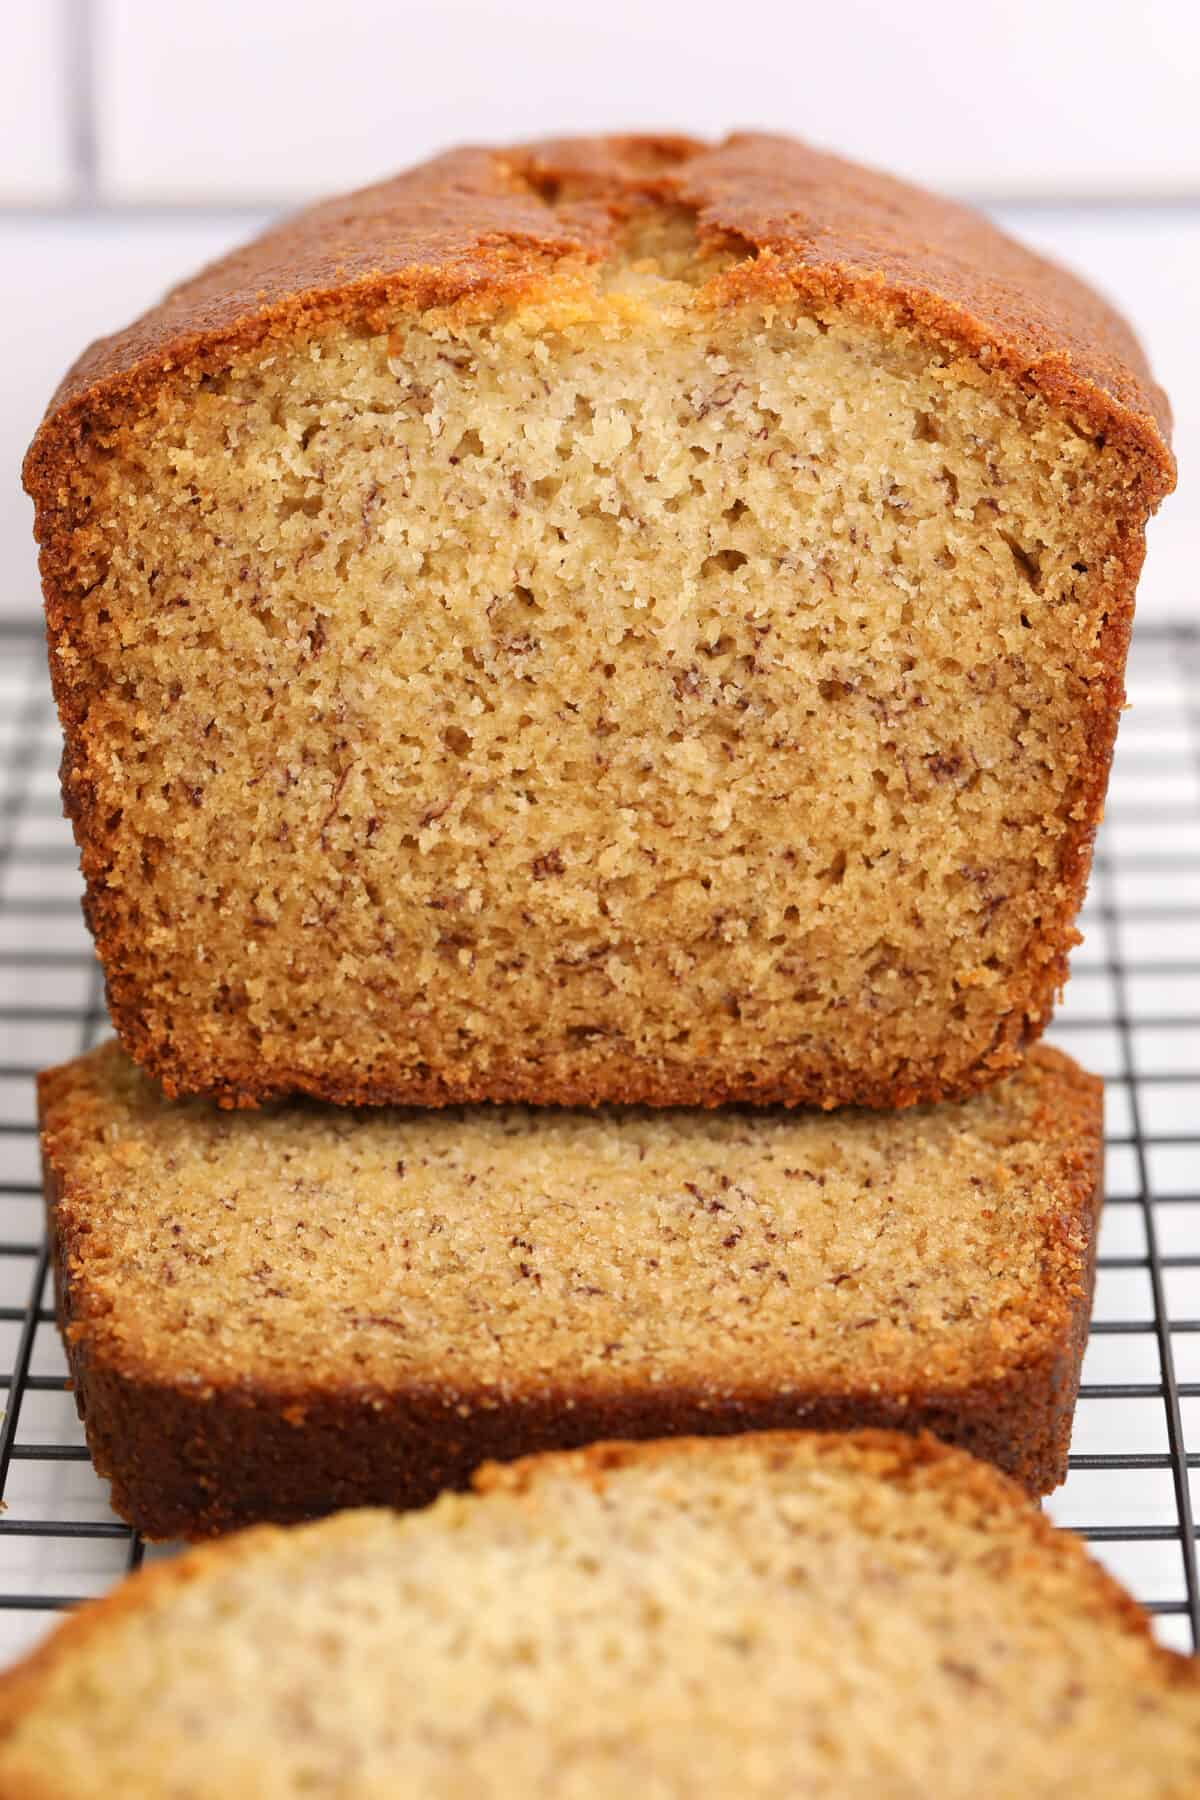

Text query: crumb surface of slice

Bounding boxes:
[40,1042,1101,1530]
[0,1432,1197,1798]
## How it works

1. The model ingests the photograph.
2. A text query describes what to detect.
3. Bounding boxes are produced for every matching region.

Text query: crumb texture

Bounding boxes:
[44,1042,1098,1397]
[27,142,1172,1109]
[0,1433,1197,1799]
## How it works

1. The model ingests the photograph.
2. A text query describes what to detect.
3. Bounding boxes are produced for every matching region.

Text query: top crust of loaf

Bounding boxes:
[24,132,1174,500]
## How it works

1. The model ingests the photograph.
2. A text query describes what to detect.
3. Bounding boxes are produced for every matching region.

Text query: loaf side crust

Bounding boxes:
[24,133,1176,458]
[40,1043,1102,1537]
[24,135,1176,1111]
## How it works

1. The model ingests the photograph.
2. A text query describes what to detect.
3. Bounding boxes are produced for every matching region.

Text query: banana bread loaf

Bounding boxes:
[41,1040,1101,1537]
[24,134,1173,1110]
[2,1432,1198,1798]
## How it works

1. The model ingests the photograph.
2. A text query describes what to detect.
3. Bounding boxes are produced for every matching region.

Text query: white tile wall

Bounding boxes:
[90,0,1200,203]
[1,3,73,204]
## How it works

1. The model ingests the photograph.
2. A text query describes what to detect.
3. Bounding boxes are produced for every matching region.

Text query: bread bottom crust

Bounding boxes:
[62,1369,1085,1542]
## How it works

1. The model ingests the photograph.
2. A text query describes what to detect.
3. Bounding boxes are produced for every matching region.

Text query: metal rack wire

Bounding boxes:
[0,619,1197,1665]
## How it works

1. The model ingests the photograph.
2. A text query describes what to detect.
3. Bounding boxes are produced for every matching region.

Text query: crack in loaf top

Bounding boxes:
[25,131,1173,495]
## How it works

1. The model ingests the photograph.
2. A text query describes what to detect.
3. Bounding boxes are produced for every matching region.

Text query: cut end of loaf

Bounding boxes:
[28,145,1173,1108]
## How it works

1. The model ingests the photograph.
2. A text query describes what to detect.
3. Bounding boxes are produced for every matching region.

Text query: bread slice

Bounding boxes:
[41,1040,1101,1536]
[1,1431,1197,1798]
[24,135,1172,1112]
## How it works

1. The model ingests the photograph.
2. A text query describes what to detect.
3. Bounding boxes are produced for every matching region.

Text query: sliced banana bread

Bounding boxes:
[1,1432,1198,1798]
[24,134,1173,1111]
[41,1041,1101,1536]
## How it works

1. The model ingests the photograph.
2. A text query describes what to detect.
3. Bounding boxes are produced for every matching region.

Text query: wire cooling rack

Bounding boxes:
[0,620,1197,1666]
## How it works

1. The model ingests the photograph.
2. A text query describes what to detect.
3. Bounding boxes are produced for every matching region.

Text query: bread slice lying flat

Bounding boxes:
[24,134,1173,1112]
[1,1432,1197,1798]
[41,1040,1100,1536]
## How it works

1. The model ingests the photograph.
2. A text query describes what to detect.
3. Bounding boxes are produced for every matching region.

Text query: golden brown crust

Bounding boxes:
[22,133,1175,471]
[39,1044,1103,1538]
[24,133,1174,1114]
[55,1351,1092,1540]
